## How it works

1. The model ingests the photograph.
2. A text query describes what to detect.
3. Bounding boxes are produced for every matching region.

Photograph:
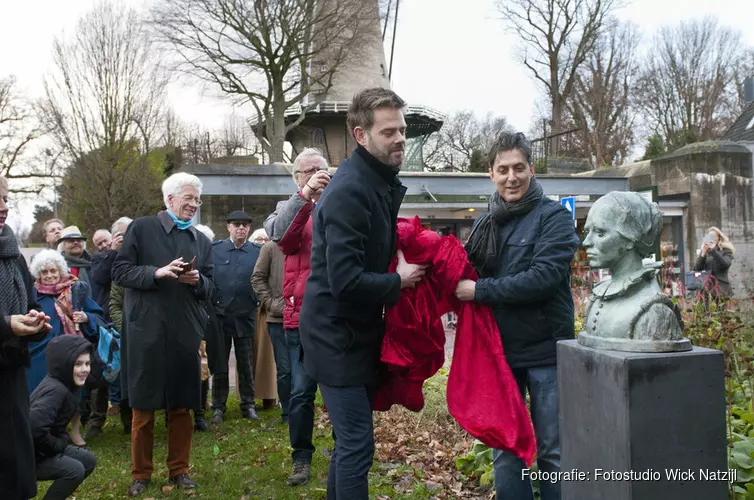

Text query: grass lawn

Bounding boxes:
[35,393,462,499]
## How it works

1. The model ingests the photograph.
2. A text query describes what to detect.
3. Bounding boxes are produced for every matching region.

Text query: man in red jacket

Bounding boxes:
[262,148,330,487]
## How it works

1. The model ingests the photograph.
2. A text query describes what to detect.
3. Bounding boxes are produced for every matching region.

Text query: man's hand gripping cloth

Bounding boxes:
[375,217,536,466]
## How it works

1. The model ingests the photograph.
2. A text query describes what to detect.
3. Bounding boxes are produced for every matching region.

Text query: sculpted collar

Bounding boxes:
[592,262,663,300]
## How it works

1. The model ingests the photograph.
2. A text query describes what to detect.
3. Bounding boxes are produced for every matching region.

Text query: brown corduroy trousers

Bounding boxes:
[131,408,193,480]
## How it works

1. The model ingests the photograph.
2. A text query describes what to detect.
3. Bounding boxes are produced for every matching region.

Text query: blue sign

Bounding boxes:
[561,196,576,220]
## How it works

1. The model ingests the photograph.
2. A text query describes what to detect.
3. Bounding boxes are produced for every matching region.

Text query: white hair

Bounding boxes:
[93,229,112,240]
[195,224,215,241]
[162,173,203,209]
[249,228,268,242]
[30,249,69,279]
[111,216,133,235]
[292,148,328,183]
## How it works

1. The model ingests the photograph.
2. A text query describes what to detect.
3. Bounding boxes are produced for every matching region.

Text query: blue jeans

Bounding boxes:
[109,373,121,406]
[267,323,291,418]
[286,329,317,463]
[319,383,375,500]
[493,365,561,500]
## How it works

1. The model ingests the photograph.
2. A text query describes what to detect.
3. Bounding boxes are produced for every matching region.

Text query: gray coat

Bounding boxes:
[112,211,213,411]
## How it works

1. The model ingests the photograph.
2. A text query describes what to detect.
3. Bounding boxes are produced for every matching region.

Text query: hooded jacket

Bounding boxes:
[29,335,92,461]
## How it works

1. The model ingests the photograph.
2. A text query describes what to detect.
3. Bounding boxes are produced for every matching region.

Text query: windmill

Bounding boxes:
[283,0,444,170]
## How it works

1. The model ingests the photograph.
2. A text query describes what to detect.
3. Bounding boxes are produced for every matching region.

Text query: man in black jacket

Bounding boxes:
[456,132,580,500]
[90,217,133,434]
[30,335,97,500]
[299,88,426,499]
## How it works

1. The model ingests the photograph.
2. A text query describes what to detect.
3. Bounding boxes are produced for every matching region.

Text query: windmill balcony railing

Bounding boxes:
[247,102,446,126]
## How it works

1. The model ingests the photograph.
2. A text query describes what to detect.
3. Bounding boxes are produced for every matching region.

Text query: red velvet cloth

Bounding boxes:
[375,217,536,465]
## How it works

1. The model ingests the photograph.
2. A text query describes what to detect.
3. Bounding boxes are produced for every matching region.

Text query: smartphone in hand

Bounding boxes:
[177,256,196,275]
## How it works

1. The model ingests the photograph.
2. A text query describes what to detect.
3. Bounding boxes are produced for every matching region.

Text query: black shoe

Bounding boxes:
[210,409,224,424]
[123,426,132,435]
[194,416,209,432]
[241,408,259,420]
[127,479,150,497]
[85,426,103,440]
[287,461,311,486]
[281,415,289,424]
[169,473,197,489]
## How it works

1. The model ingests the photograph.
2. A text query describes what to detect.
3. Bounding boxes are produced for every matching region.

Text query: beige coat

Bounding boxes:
[253,308,278,400]
[251,241,285,323]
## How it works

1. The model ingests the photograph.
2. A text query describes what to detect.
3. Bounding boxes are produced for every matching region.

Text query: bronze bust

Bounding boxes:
[578,191,691,352]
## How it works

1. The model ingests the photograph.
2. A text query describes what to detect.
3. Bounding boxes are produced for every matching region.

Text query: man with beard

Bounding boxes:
[455,132,580,500]
[210,211,261,423]
[298,88,427,499]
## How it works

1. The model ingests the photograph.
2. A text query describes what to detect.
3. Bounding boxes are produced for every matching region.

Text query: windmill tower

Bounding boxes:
[285,0,443,169]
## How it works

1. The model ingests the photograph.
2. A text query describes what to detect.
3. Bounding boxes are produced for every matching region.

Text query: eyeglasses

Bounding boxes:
[295,167,328,176]
[181,195,203,206]
[230,222,249,228]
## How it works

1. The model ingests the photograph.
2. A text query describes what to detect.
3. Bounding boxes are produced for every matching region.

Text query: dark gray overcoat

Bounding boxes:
[112,211,213,411]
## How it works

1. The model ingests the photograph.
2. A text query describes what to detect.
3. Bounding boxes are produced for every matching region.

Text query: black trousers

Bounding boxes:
[36,445,96,500]
[211,315,255,412]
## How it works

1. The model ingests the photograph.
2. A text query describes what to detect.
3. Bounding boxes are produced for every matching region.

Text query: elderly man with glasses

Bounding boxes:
[210,210,262,423]
[261,148,330,487]
[112,173,214,497]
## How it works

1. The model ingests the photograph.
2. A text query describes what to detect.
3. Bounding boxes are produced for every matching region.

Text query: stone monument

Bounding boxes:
[558,191,728,500]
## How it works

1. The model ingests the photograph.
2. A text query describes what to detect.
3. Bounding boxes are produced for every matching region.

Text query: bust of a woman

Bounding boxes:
[578,191,691,352]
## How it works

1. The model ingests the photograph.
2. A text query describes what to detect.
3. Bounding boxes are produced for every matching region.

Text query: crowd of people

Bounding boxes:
[5,85,729,500]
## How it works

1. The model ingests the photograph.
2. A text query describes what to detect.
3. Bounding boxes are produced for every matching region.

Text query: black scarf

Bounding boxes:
[0,225,27,319]
[465,178,544,277]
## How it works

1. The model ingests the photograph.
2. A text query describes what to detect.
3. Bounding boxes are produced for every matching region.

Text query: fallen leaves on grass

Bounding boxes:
[314,394,490,499]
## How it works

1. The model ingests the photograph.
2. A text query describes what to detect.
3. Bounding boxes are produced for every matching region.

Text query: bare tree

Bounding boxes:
[168,113,263,165]
[567,20,639,168]
[218,113,262,158]
[734,48,754,109]
[635,17,746,150]
[423,111,511,171]
[497,0,619,138]
[0,76,53,193]
[39,1,169,234]
[152,0,376,163]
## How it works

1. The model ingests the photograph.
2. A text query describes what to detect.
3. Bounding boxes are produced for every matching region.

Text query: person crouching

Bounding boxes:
[29,335,97,500]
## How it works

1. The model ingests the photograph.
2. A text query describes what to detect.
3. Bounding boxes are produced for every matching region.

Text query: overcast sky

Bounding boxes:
[1,0,753,230]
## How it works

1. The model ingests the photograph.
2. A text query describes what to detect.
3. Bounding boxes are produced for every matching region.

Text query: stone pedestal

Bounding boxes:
[558,340,728,500]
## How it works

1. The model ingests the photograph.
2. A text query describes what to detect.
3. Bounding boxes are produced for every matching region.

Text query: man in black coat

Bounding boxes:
[0,174,52,500]
[89,217,133,435]
[210,210,261,422]
[112,173,213,497]
[299,88,426,499]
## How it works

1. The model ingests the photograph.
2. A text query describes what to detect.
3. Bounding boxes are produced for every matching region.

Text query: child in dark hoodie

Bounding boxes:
[29,335,97,500]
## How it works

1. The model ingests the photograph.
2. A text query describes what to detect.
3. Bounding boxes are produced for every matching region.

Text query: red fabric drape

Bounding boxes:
[375,217,536,466]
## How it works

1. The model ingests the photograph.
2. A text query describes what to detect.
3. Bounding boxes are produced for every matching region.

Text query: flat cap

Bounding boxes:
[225,210,253,223]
